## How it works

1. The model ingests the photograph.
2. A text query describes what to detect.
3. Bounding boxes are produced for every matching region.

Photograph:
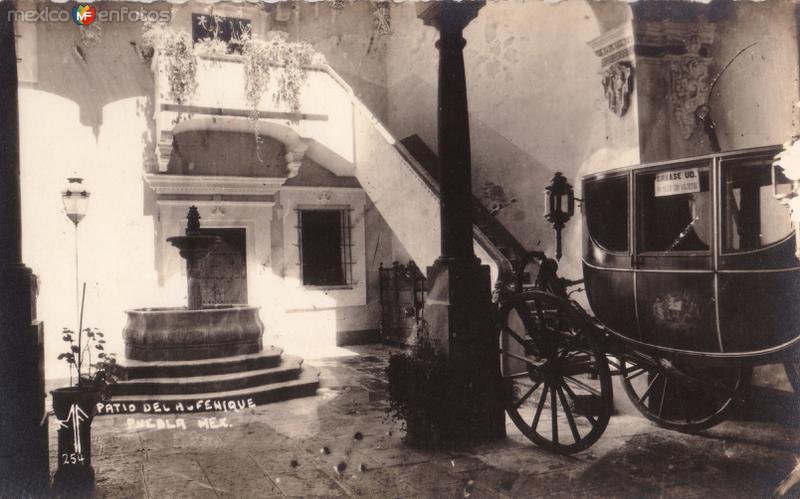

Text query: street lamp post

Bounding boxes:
[62,177,90,376]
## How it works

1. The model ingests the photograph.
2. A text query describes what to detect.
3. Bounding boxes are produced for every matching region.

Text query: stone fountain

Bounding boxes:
[123,206,264,361]
[109,207,318,414]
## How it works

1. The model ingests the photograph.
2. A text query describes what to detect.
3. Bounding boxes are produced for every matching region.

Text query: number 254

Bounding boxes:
[61,453,84,465]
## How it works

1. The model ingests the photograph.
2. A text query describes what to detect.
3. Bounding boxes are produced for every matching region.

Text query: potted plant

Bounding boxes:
[385,321,449,447]
[51,325,116,496]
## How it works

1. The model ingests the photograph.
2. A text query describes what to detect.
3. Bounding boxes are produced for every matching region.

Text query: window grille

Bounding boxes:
[296,208,355,286]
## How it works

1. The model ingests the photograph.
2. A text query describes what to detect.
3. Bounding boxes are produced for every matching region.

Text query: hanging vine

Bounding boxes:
[139,21,327,164]
[242,32,318,120]
[140,21,198,108]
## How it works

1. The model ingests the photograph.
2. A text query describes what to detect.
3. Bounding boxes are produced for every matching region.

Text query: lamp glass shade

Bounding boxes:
[62,177,90,225]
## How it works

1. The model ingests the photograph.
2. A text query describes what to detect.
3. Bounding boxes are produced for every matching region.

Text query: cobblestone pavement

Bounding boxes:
[48,345,800,498]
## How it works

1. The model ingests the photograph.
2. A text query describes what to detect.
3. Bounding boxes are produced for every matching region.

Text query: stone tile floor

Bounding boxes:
[48,345,800,498]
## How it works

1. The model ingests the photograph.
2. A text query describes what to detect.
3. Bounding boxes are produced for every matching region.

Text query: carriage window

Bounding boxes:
[638,166,711,253]
[584,177,628,252]
[722,160,793,252]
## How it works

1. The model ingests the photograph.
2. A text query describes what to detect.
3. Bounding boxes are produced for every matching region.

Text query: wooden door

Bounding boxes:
[196,228,247,305]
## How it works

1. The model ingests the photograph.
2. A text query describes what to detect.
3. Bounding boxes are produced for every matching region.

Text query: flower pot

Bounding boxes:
[51,386,101,496]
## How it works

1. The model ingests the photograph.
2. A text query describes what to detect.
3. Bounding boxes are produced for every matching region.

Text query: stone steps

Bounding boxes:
[111,356,304,396]
[102,348,319,415]
[103,366,320,415]
[114,347,284,380]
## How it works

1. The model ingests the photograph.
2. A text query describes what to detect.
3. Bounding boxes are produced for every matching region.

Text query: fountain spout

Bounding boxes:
[166,206,220,310]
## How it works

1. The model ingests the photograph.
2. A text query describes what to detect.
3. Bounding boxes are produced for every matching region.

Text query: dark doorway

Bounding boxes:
[197,228,247,305]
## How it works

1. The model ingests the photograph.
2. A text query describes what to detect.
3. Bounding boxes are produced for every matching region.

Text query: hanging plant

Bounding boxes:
[194,37,229,58]
[140,21,198,108]
[242,32,320,122]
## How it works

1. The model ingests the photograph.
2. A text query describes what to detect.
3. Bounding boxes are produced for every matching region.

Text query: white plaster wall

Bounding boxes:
[386,2,618,284]
[711,1,800,149]
[19,91,159,381]
[271,187,367,354]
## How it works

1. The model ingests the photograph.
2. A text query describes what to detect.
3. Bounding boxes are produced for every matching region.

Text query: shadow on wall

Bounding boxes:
[33,4,162,137]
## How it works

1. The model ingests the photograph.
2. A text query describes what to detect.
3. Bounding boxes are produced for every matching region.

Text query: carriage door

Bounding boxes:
[196,228,248,305]
[633,162,719,352]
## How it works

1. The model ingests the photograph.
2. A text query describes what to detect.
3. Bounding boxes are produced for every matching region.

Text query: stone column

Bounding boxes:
[0,2,48,494]
[417,1,505,443]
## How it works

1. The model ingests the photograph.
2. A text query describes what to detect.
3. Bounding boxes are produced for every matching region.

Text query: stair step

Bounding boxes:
[110,356,304,396]
[101,366,320,415]
[115,347,284,380]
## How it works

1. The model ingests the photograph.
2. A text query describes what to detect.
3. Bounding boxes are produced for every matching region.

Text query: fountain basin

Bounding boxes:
[123,305,264,361]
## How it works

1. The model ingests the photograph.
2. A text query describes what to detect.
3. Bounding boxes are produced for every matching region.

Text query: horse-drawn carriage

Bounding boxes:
[499,145,800,454]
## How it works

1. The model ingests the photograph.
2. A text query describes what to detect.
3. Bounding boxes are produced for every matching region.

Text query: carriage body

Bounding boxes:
[582,145,800,358]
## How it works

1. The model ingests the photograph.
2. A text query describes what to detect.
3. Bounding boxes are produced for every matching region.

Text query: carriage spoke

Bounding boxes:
[561,356,595,376]
[657,378,669,418]
[681,386,692,424]
[551,384,559,447]
[514,381,542,410]
[500,291,612,454]
[532,383,549,431]
[502,325,531,349]
[501,349,539,366]
[624,367,648,381]
[556,384,582,444]
[560,379,598,427]
[637,372,662,405]
[563,375,601,397]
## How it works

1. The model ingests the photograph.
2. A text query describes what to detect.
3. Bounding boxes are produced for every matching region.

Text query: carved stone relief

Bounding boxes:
[669,54,711,139]
[601,62,634,117]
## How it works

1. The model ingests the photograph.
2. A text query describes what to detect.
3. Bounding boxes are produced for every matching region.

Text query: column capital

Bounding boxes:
[416,1,485,33]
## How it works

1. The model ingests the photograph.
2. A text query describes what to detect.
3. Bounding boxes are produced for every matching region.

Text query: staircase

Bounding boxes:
[398,135,528,274]
[103,347,319,415]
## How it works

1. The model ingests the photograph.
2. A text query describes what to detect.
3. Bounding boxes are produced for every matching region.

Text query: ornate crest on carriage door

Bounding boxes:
[669,37,711,139]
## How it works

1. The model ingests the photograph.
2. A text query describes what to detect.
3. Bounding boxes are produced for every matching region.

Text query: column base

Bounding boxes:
[424,257,506,444]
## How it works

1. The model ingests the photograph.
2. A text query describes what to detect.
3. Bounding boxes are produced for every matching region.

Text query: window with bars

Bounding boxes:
[297,208,354,287]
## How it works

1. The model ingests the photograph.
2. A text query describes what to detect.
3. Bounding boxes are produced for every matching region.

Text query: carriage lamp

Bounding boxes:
[544,172,574,261]
[62,177,91,226]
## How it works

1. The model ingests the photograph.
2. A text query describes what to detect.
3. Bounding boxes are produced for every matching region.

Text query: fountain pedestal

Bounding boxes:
[123,206,265,361]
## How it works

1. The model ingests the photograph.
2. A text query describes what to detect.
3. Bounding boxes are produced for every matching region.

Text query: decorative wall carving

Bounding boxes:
[668,52,711,139]
[589,24,635,119]
[601,62,634,117]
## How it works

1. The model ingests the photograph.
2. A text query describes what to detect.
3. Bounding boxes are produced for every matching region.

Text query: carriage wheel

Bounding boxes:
[620,357,750,432]
[499,291,612,454]
[785,362,800,394]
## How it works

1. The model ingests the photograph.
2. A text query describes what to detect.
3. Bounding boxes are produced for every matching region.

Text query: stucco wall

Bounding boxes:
[710,1,799,150]
[386,1,622,281]
[19,4,163,381]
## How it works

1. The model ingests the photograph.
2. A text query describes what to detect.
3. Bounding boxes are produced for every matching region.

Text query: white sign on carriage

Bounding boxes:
[655,168,701,197]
